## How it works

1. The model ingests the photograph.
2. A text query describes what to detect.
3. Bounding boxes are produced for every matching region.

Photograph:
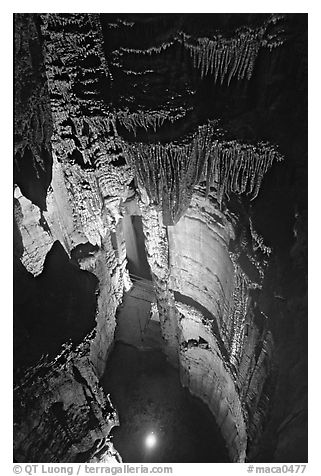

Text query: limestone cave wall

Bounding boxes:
[13,12,307,464]
[139,189,274,461]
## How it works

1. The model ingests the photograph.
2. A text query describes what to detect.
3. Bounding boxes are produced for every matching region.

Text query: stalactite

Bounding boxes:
[115,35,178,56]
[111,15,284,89]
[183,30,261,84]
[116,107,189,134]
[209,140,283,204]
[124,122,283,225]
[40,13,115,168]
[116,109,165,133]
[182,15,284,84]
[88,14,112,81]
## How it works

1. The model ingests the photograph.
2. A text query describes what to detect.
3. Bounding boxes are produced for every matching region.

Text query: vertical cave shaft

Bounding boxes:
[13,12,307,464]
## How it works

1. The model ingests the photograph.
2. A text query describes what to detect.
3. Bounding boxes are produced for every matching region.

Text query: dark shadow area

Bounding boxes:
[13,241,98,374]
[14,14,53,210]
[102,342,230,463]
[123,214,152,280]
[14,146,53,211]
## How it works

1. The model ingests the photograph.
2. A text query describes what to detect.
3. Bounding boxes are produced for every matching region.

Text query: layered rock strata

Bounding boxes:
[13,12,306,464]
[139,189,274,461]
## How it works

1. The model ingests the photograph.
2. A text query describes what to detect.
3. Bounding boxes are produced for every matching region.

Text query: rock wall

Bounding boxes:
[177,302,247,462]
[14,14,53,210]
[14,13,133,462]
[140,203,181,364]
[14,149,132,373]
[140,188,275,462]
[14,13,307,464]
[168,191,236,345]
[14,334,121,463]
[14,157,131,460]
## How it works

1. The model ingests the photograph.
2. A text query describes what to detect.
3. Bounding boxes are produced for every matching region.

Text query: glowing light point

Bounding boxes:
[145,432,157,449]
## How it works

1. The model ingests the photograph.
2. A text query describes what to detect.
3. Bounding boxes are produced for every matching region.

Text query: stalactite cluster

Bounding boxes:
[125,122,283,225]
[203,139,283,203]
[118,109,165,132]
[111,15,284,87]
[116,107,188,134]
[126,139,199,225]
[14,14,53,169]
[182,15,284,84]
[183,29,261,84]
[40,13,115,168]
[41,13,110,80]
[40,13,135,238]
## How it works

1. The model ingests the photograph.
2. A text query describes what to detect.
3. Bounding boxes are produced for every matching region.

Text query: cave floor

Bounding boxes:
[101,280,230,463]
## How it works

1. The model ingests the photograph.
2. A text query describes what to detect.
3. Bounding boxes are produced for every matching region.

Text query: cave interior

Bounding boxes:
[13,12,307,464]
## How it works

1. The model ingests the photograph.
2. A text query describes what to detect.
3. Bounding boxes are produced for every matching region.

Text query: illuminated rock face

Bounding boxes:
[168,193,236,336]
[14,150,132,371]
[178,303,248,462]
[168,196,246,461]
[13,13,307,464]
[14,336,121,463]
[14,158,130,461]
[13,14,133,463]
[139,191,273,462]
[13,172,272,462]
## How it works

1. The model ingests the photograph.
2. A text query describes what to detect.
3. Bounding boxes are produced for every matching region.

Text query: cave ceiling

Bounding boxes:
[15,13,307,224]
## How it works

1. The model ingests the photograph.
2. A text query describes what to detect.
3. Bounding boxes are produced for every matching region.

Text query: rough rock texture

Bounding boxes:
[14,185,54,276]
[14,13,132,462]
[140,189,274,461]
[14,149,132,371]
[140,204,181,363]
[14,14,53,210]
[14,334,121,463]
[177,302,247,462]
[14,12,307,464]
[126,123,282,225]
